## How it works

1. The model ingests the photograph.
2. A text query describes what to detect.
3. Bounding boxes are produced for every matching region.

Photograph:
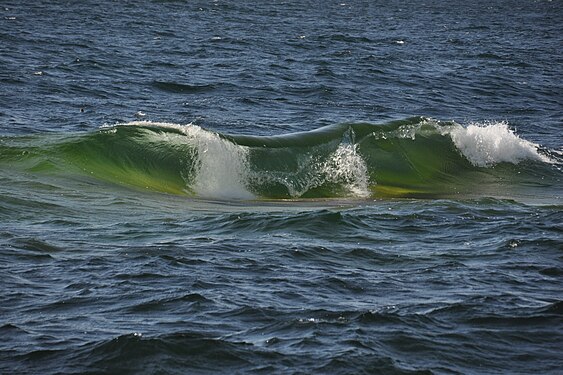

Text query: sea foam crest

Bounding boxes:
[246,142,370,199]
[447,121,551,167]
[246,131,370,198]
[321,143,370,198]
[179,125,254,199]
[122,121,254,199]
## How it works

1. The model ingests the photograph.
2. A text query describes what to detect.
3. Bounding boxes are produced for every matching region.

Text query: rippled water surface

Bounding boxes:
[1,1,562,374]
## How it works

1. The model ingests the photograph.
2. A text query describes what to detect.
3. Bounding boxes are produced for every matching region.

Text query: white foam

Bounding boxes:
[248,142,370,199]
[179,125,254,200]
[321,143,370,197]
[447,121,551,167]
[118,121,254,199]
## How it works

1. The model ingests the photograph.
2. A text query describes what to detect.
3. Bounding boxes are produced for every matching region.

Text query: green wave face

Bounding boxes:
[0,125,196,195]
[0,118,560,202]
[58,126,197,195]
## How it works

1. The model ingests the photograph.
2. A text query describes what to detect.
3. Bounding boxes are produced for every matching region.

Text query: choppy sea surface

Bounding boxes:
[1,1,562,374]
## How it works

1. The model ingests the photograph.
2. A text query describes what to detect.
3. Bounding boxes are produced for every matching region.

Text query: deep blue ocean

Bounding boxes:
[1,1,562,374]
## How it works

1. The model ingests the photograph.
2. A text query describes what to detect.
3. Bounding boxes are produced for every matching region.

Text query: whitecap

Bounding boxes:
[447,121,551,167]
[113,121,255,200]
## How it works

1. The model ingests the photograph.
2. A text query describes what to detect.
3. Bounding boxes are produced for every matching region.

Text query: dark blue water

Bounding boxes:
[1,1,562,374]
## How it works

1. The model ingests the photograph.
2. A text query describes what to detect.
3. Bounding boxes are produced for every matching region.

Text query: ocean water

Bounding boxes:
[1,0,562,374]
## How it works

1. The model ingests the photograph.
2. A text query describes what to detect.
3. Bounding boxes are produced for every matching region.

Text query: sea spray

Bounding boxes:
[318,130,370,198]
[179,125,254,200]
[446,121,551,167]
[119,121,255,199]
[240,126,370,198]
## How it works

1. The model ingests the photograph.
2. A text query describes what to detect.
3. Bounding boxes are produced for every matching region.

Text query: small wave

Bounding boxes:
[151,80,217,94]
[72,332,257,373]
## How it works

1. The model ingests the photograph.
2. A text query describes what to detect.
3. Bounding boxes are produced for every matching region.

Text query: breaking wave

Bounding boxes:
[0,117,559,201]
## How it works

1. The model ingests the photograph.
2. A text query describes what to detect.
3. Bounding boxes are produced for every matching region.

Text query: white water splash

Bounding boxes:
[320,143,370,198]
[446,121,551,167]
[121,121,254,199]
[258,142,370,199]
[180,125,254,199]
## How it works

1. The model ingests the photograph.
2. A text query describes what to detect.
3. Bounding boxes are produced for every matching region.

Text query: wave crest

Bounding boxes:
[447,121,551,167]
